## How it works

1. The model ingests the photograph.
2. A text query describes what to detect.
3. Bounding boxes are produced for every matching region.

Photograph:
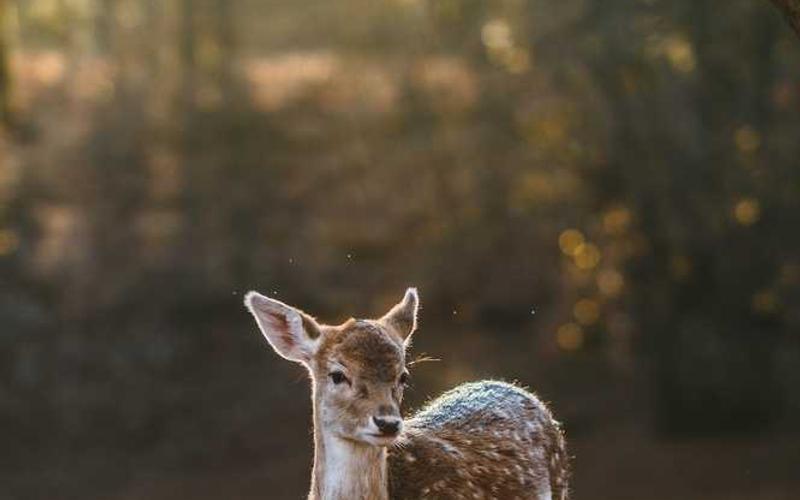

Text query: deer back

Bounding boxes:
[388,381,569,500]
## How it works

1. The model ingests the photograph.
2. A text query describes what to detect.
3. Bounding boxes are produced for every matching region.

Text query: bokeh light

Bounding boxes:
[573,242,601,270]
[556,322,584,351]
[602,207,632,235]
[481,19,513,52]
[558,229,585,256]
[597,269,624,296]
[733,198,761,226]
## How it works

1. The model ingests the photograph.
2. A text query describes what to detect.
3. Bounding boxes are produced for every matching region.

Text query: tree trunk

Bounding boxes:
[770,0,800,37]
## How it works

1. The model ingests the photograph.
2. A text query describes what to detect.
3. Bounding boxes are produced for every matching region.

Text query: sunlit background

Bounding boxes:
[2,1,800,499]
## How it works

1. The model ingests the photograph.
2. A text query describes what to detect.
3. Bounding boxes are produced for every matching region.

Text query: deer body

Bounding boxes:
[245,288,569,500]
[390,381,567,499]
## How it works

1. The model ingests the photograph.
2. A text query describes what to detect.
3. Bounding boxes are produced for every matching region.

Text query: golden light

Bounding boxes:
[481,19,513,51]
[30,51,66,87]
[0,229,20,256]
[597,269,624,296]
[734,126,761,154]
[663,35,696,73]
[556,323,584,351]
[733,198,760,226]
[573,299,600,326]
[558,229,584,256]
[30,0,60,23]
[573,243,601,270]
[602,207,631,234]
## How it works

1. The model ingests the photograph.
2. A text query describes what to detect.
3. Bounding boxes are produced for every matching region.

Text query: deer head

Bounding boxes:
[244,288,419,447]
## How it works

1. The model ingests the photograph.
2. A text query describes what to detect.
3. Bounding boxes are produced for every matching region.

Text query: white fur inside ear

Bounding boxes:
[244,291,318,363]
[380,287,420,342]
[404,287,419,332]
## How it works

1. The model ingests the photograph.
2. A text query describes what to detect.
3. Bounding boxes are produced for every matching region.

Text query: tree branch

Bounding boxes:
[770,0,800,38]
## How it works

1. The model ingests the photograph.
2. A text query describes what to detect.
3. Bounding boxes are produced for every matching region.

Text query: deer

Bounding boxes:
[244,287,569,500]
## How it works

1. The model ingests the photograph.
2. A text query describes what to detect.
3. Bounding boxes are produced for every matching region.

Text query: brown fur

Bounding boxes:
[388,381,568,499]
[311,320,406,442]
[244,289,569,500]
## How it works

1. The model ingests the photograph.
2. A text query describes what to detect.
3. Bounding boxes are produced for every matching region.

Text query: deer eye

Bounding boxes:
[399,371,410,386]
[329,371,350,385]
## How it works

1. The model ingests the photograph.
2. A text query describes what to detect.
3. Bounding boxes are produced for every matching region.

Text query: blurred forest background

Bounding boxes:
[1,1,800,499]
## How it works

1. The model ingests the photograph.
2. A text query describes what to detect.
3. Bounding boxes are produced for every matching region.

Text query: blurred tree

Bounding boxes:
[770,0,800,37]
[0,0,10,127]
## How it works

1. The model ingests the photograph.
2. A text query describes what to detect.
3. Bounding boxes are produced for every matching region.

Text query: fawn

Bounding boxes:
[244,287,569,500]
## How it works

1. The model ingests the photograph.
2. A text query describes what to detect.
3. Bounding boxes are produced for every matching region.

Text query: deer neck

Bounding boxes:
[309,391,388,500]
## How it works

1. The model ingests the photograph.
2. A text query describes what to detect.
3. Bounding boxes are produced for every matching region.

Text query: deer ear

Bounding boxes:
[380,287,419,344]
[244,291,321,365]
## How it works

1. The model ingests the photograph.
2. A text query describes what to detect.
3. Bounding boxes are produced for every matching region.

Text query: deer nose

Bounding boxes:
[373,416,401,436]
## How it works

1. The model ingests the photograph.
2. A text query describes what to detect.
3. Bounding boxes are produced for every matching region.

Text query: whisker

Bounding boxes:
[408,354,441,367]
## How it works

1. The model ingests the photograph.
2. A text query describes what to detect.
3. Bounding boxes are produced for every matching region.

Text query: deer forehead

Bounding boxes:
[319,320,405,382]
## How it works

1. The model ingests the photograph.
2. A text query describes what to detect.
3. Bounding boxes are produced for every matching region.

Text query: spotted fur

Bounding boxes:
[244,288,569,500]
[389,381,569,500]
